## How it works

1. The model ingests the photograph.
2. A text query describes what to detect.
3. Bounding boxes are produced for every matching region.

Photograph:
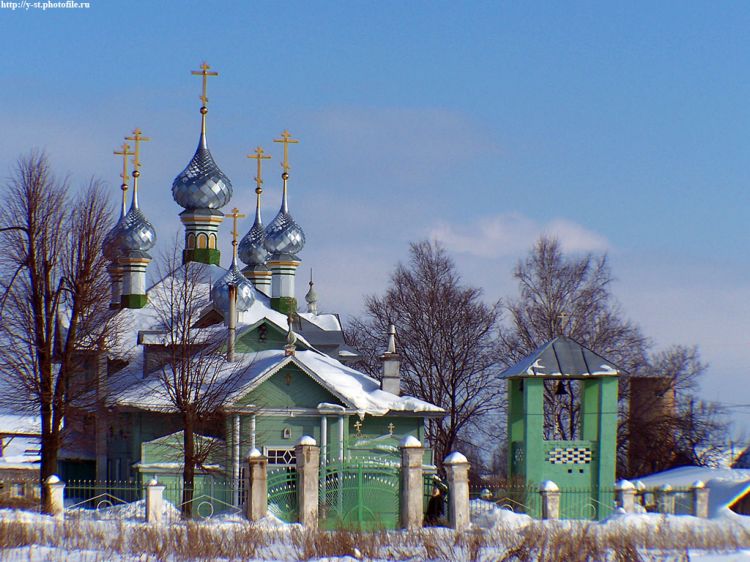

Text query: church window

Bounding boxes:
[197,233,208,249]
[209,233,217,249]
[265,447,296,465]
[283,427,292,439]
[187,233,196,249]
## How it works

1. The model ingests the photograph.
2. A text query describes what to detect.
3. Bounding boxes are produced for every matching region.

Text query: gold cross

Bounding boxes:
[387,422,395,436]
[273,130,299,173]
[558,311,570,334]
[113,142,134,188]
[353,420,362,437]
[228,207,246,258]
[191,62,218,107]
[247,146,272,192]
[125,128,151,173]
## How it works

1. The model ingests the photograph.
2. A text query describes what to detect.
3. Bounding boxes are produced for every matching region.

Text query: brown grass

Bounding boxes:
[0,514,747,561]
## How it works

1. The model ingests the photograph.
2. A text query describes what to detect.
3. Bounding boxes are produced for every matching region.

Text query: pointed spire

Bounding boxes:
[228,207,246,268]
[113,142,133,219]
[305,269,318,315]
[387,324,396,354]
[274,129,299,214]
[125,128,151,211]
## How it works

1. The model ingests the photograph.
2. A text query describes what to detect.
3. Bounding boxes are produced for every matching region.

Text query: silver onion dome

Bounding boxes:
[119,207,157,253]
[264,209,305,258]
[103,220,125,261]
[211,263,256,313]
[172,132,233,210]
[238,220,268,267]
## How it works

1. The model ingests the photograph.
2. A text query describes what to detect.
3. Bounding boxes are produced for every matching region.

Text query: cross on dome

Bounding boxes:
[247,146,271,193]
[274,130,299,174]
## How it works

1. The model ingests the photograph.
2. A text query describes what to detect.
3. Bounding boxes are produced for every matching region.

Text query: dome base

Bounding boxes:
[271,296,298,316]
[183,247,221,266]
[121,293,148,309]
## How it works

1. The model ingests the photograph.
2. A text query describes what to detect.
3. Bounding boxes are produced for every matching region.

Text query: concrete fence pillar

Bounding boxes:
[692,480,709,518]
[45,475,65,517]
[656,484,675,514]
[539,481,560,520]
[400,436,424,530]
[146,478,165,524]
[615,479,636,513]
[246,448,268,521]
[444,452,470,531]
[295,436,320,529]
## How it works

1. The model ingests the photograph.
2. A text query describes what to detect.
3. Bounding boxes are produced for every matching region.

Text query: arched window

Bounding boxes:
[186,233,196,249]
[209,233,217,249]
[197,233,208,249]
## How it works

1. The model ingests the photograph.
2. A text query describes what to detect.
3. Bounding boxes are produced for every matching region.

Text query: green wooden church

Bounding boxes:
[90,64,444,496]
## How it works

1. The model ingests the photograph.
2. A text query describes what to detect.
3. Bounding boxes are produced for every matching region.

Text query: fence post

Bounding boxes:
[246,448,268,522]
[295,436,320,529]
[539,480,560,520]
[656,484,675,514]
[400,436,424,530]
[691,480,709,518]
[444,452,470,531]
[146,478,165,524]
[615,479,636,513]
[45,475,65,518]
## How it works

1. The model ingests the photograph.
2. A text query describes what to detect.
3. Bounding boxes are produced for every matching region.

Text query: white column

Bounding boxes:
[321,416,328,467]
[232,415,240,506]
[338,415,345,462]
[250,414,256,450]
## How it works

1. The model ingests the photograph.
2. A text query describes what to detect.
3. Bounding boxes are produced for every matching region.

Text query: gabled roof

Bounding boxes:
[500,336,622,378]
[110,348,444,417]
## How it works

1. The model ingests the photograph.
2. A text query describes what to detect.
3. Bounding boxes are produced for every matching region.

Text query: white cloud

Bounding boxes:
[429,213,609,258]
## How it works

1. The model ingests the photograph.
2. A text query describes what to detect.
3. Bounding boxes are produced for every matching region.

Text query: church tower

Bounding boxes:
[172,63,233,265]
[102,142,134,309]
[238,146,272,297]
[264,131,306,315]
[118,129,157,309]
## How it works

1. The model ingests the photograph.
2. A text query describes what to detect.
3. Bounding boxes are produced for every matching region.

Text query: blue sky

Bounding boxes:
[2,1,749,436]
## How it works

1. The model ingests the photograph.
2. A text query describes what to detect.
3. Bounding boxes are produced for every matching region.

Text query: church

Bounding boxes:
[80,63,444,491]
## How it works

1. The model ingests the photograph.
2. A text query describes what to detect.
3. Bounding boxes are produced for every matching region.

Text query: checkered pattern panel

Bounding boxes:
[546,447,592,465]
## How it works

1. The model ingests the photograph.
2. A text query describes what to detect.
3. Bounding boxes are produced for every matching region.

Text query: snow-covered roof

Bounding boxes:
[112,347,443,417]
[637,466,750,517]
[500,336,622,378]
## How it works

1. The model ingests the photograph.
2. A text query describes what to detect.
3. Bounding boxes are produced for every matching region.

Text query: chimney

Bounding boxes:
[227,284,237,362]
[380,324,400,396]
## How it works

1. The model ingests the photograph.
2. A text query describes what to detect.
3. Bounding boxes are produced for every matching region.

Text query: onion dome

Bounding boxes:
[172,131,233,210]
[264,174,305,258]
[103,221,125,261]
[238,196,269,267]
[119,206,156,253]
[211,261,256,313]
[305,271,318,314]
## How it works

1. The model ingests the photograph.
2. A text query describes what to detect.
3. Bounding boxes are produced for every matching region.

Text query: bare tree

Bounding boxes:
[347,240,502,468]
[0,152,115,512]
[148,245,246,517]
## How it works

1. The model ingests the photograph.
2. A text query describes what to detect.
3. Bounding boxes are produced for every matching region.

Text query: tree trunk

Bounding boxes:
[182,414,195,518]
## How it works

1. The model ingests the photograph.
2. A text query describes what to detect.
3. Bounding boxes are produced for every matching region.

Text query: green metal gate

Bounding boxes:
[319,460,400,530]
[267,468,298,523]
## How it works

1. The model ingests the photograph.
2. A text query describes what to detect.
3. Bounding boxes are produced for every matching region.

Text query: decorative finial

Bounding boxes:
[557,311,570,335]
[387,324,397,354]
[273,130,299,213]
[191,61,218,134]
[228,207,246,263]
[113,142,134,218]
[124,129,151,209]
[305,269,318,315]
[284,313,297,356]
[247,146,271,195]
[274,129,299,176]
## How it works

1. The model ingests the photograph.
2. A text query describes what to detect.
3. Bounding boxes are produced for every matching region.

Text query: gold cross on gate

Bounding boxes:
[191,62,218,107]
[353,420,363,437]
[247,146,272,192]
[113,142,134,187]
[387,422,395,436]
[125,128,151,172]
[228,207,246,256]
[273,129,299,173]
